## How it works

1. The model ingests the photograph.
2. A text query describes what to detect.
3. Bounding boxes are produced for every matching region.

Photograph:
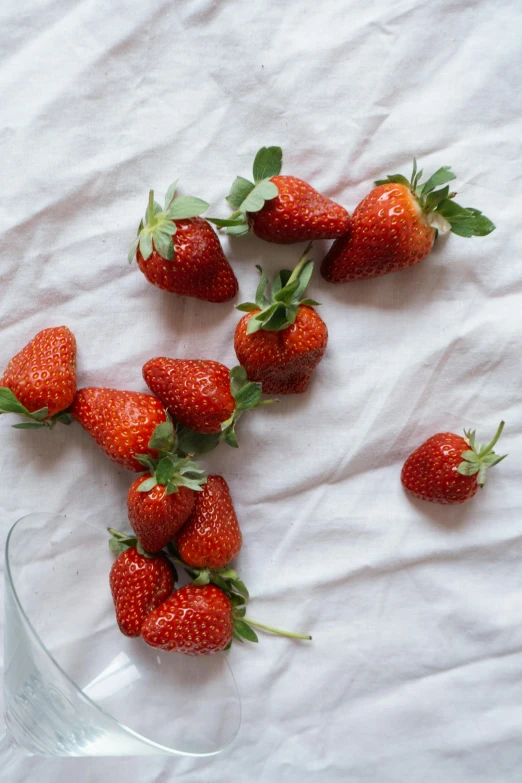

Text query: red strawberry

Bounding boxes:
[109,544,174,637]
[176,475,242,568]
[70,387,166,471]
[141,584,234,655]
[143,358,267,448]
[0,326,76,428]
[127,421,207,552]
[234,244,328,394]
[401,422,506,505]
[210,146,350,244]
[141,584,312,656]
[129,184,238,302]
[321,160,495,283]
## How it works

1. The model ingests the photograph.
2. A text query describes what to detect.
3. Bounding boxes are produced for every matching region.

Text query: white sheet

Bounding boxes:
[1,0,521,780]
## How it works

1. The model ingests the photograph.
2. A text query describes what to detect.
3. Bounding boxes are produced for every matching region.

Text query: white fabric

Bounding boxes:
[1,0,521,780]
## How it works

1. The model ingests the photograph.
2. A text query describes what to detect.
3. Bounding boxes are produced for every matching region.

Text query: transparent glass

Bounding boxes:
[1,513,241,774]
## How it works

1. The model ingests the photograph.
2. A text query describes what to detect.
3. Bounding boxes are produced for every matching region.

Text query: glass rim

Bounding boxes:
[4,511,241,758]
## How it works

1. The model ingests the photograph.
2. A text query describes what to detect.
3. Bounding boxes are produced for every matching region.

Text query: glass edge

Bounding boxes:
[4,512,241,759]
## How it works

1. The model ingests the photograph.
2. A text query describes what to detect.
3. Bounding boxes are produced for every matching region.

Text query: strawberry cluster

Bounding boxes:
[0,149,504,656]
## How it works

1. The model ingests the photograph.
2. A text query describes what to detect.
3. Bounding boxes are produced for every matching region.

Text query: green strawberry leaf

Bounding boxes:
[229,365,248,395]
[232,628,244,643]
[274,279,299,303]
[375,174,410,187]
[425,185,450,211]
[229,593,246,608]
[236,302,259,312]
[260,307,291,331]
[240,179,278,213]
[234,619,258,643]
[255,267,270,308]
[227,176,256,209]
[152,231,174,261]
[271,269,292,296]
[139,232,153,260]
[252,146,283,183]
[230,578,249,598]
[163,180,179,211]
[128,237,139,264]
[234,382,262,411]
[417,166,456,196]
[54,411,73,426]
[300,298,321,306]
[137,476,157,493]
[208,217,247,227]
[12,421,46,430]
[148,420,176,451]
[221,426,239,449]
[176,426,221,456]
[166,196,209,220]
[226,223,250,236]
[0,387,31,415]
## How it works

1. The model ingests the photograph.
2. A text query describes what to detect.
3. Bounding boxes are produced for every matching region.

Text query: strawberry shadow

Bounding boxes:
[403,488,478,530]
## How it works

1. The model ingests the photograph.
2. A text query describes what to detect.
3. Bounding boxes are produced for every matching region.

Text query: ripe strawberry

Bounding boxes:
[141,584,311,656]
[129,183,238,302]
[70,387,166,471]
[0,326,76,429]
[209,146,350,243]
[234,244,328,394]
[143,358,268,448]
[321,159,495,283]
[176,475,242,568]
[109,543,174,637]
[401,422,506,504]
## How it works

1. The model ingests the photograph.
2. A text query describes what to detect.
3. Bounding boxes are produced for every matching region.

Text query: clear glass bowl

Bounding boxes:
[1,512,241,774]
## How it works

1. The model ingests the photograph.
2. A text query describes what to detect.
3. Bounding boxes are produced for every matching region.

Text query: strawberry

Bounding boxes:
[209,146,350,243]
[0,326,76,429]
[128,183,238,302]
[401,422,506,505]
[109,537,175,638]
[234,244,328,394]
[70,387,166,471]
[321,159,495,283]
[127,423,206,552]
[143,358,269,448]
[141,584,311,656]
[176,475,242,568]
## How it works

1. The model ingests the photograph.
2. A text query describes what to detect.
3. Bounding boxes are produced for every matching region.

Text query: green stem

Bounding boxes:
[108,528,128,540]
[478,421,505,457]
[244,617,312,641]
[230,210,242,219]
[147,190,155,224]
[287,242,314,285]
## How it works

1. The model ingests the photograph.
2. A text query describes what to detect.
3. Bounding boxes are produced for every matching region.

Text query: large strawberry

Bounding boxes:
[128,183,238,302]
[209,146,350,243]
[70,387,166,471]
[176,475,242,568]
[127,421,207,552]
[109,535,175,637]
[234,244,328,394]
[0,326,76,429]
[321,159,495,283]
[143,358,270,448]
[401,421,506,504]
[141,584,311,656]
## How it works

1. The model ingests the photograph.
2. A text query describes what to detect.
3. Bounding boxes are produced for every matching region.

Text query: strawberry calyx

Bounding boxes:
[237,242,320,334]
[0,386,73,430]
[134,419,207,494]
[375,159,495,238]
[219,366,275,448]
[165,541,249,603]
[108,528,179,582]
[207,146,283,236]
[457,420,507,487]
[128,182,209,263]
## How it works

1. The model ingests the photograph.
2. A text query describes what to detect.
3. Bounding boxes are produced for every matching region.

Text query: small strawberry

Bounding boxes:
[234,244,328,394]
[127,422,206,553]
[141,584,311,656]
[0,326,76,429]
[209,146,350,243]
[70,387,166,471]
[176,475,242,568]
[129,183,238,302]
[401,421,506,505]
[143,358,270,448]
[321,159,495,283]
[109,534,175,638]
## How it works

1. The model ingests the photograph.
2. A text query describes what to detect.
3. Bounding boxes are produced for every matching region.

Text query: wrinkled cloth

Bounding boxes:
[1,0,521,781]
